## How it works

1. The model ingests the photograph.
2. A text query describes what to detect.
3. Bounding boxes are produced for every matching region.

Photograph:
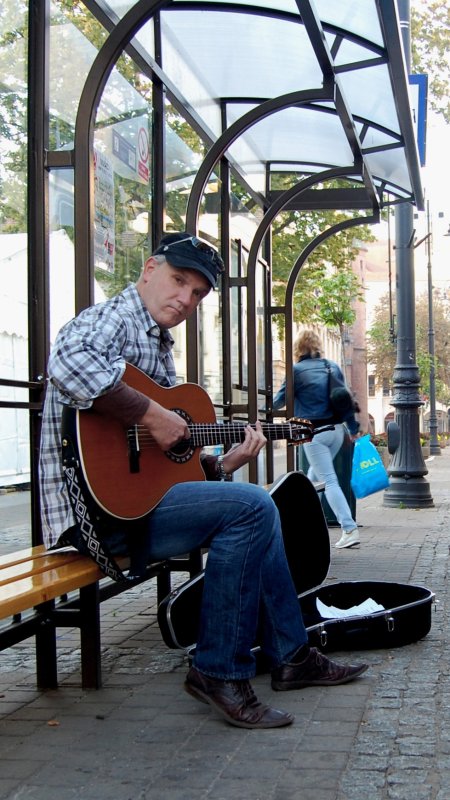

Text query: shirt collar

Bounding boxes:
[122,283,174,347]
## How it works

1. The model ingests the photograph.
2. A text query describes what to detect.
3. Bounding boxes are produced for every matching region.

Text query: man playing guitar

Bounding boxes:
[39,231,367,730]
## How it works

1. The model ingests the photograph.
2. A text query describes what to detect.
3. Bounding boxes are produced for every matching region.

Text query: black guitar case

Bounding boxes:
[157,471,434,656]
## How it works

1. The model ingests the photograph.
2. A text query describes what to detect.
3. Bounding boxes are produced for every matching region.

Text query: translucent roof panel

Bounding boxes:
[315,0,385,48]
[159,9,323,139]
[337,63,401,136]
[92,0,423,208]
[225,105,355,194]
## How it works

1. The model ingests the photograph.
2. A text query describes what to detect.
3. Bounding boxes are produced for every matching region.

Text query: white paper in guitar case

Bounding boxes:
[316,597,385,620]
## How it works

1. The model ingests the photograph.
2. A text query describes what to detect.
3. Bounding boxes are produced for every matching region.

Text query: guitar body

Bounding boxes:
[65,363,320,520]
[75,364,216,520]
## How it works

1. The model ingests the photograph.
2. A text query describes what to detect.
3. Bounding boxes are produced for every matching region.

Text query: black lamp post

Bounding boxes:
[383,0,433,508]
[425,202,441,455]
[413,204,446,454]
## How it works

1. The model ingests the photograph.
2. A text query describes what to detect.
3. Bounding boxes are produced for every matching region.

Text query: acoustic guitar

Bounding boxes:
[62,362,326,520]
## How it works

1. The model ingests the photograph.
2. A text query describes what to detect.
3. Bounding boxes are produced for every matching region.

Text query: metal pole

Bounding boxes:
[28,0,50,545]
[426,201,441,454]
[383,0,433,507]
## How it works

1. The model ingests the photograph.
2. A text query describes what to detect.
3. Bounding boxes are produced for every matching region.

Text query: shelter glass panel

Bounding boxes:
[255,259,267,396]
[101,0,135,17]
[88,1,154,58]
[0,4,28,236]
[164,105,221,387]
[165,104,205,226]
[0,2,31,491]
[164,102,221,233]
[48,173,76,341]
[48,170,105,336]
[50,2,108,147]
[199,290,222,411]
[231,242,248,406]
[92,54,153,296]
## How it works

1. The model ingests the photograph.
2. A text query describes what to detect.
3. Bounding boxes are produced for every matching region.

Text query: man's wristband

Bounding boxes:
[216,455,227,481]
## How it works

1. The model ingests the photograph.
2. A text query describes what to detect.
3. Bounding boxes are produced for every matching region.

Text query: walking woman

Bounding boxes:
[273,330,360,549]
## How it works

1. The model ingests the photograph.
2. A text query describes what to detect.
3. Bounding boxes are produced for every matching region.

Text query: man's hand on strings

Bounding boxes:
[222,421,267,474]
[139,401,190,451]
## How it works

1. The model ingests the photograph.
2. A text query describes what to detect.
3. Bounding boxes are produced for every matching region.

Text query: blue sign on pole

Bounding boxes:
[409,74,428,167]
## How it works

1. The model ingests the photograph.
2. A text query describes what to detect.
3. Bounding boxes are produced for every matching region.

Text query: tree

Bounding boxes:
[367,291,450,404]
[269,176,372,342]
[411,0,450,123]
[366,298,397,386]
[0,5,28,232]
[315,269,364,377]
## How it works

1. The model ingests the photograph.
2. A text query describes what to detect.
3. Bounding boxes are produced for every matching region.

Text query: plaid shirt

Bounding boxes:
[39,284,176,548]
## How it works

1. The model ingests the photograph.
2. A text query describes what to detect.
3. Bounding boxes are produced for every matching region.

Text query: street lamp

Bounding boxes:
[414,202,444,455]
[383,0,433,508]
[427,206,441,456]
[425,203,441,455]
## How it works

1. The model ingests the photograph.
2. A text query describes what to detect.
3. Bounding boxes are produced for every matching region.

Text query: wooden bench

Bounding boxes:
[1,473,324,692]
[0,544,202,690]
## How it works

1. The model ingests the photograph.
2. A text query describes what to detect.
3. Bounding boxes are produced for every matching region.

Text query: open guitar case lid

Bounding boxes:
[157,471,435,656]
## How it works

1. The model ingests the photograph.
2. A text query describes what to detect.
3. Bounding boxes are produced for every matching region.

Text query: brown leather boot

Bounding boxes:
[271,647,368,691]
[185,666,294,728]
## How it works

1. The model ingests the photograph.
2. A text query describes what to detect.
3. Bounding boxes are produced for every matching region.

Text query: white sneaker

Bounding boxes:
[335,528,360,549]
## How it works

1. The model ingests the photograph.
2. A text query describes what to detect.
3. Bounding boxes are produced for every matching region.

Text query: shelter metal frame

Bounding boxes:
[0,0,424,545]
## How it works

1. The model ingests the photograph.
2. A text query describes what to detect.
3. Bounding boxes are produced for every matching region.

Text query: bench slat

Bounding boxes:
[1,561,107,617]
[0,550,93,588]
[0,545,47,568]
[0,540,193,689]
[0,543,131,617]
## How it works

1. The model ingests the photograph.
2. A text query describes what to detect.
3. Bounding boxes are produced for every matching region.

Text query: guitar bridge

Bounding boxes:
[127,425,140,473]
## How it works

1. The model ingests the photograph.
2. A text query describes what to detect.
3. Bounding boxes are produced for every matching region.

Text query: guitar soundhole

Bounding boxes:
[165,407,195,464]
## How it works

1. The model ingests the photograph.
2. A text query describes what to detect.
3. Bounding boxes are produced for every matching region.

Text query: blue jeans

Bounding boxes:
[140,481,308,680]
[303,424,356,532]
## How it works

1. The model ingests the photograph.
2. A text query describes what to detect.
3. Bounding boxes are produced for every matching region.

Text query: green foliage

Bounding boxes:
[412,0,450,123]
[54,0,108,46]
[370,433,388,447]
[367,291,450,404]
[0,11,28,232]
[166,103,206,157]
[270,177,372,335]
[316,270,364,330]
[165,104,208,231]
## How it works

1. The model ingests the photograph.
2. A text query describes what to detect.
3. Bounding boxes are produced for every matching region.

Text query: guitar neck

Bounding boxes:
[187,422,296,447]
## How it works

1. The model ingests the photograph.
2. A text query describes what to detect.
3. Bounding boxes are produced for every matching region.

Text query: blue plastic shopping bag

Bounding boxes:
[351,434,390,499]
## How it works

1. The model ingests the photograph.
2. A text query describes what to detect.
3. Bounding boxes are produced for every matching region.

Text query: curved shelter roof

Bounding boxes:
[101,0,423,212]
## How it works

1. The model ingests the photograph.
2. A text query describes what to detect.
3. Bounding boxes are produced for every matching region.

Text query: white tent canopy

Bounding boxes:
[0,230,106,486]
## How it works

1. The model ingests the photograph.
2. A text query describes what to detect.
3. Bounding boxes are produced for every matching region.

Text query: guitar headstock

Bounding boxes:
[287,417,315,444]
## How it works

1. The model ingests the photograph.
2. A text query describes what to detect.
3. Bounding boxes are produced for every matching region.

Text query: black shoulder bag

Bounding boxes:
[324,360,358,422]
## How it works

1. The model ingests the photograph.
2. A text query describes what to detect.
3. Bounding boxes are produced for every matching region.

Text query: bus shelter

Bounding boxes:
[0,0,423,544]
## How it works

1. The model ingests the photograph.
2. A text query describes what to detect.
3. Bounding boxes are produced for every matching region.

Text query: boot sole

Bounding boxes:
[335,541,360,549]
[271,664,368,691]
[184,681,294,728]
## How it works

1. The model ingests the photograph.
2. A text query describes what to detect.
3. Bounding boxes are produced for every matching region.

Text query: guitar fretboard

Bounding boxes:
[186,422,303,446]
[128,420,314,449]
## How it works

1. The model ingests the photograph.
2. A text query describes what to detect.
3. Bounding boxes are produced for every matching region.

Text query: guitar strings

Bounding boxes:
[126,421,314,449]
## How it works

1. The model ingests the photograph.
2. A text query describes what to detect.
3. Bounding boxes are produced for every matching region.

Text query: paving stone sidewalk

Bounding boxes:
[0,451,449,800]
